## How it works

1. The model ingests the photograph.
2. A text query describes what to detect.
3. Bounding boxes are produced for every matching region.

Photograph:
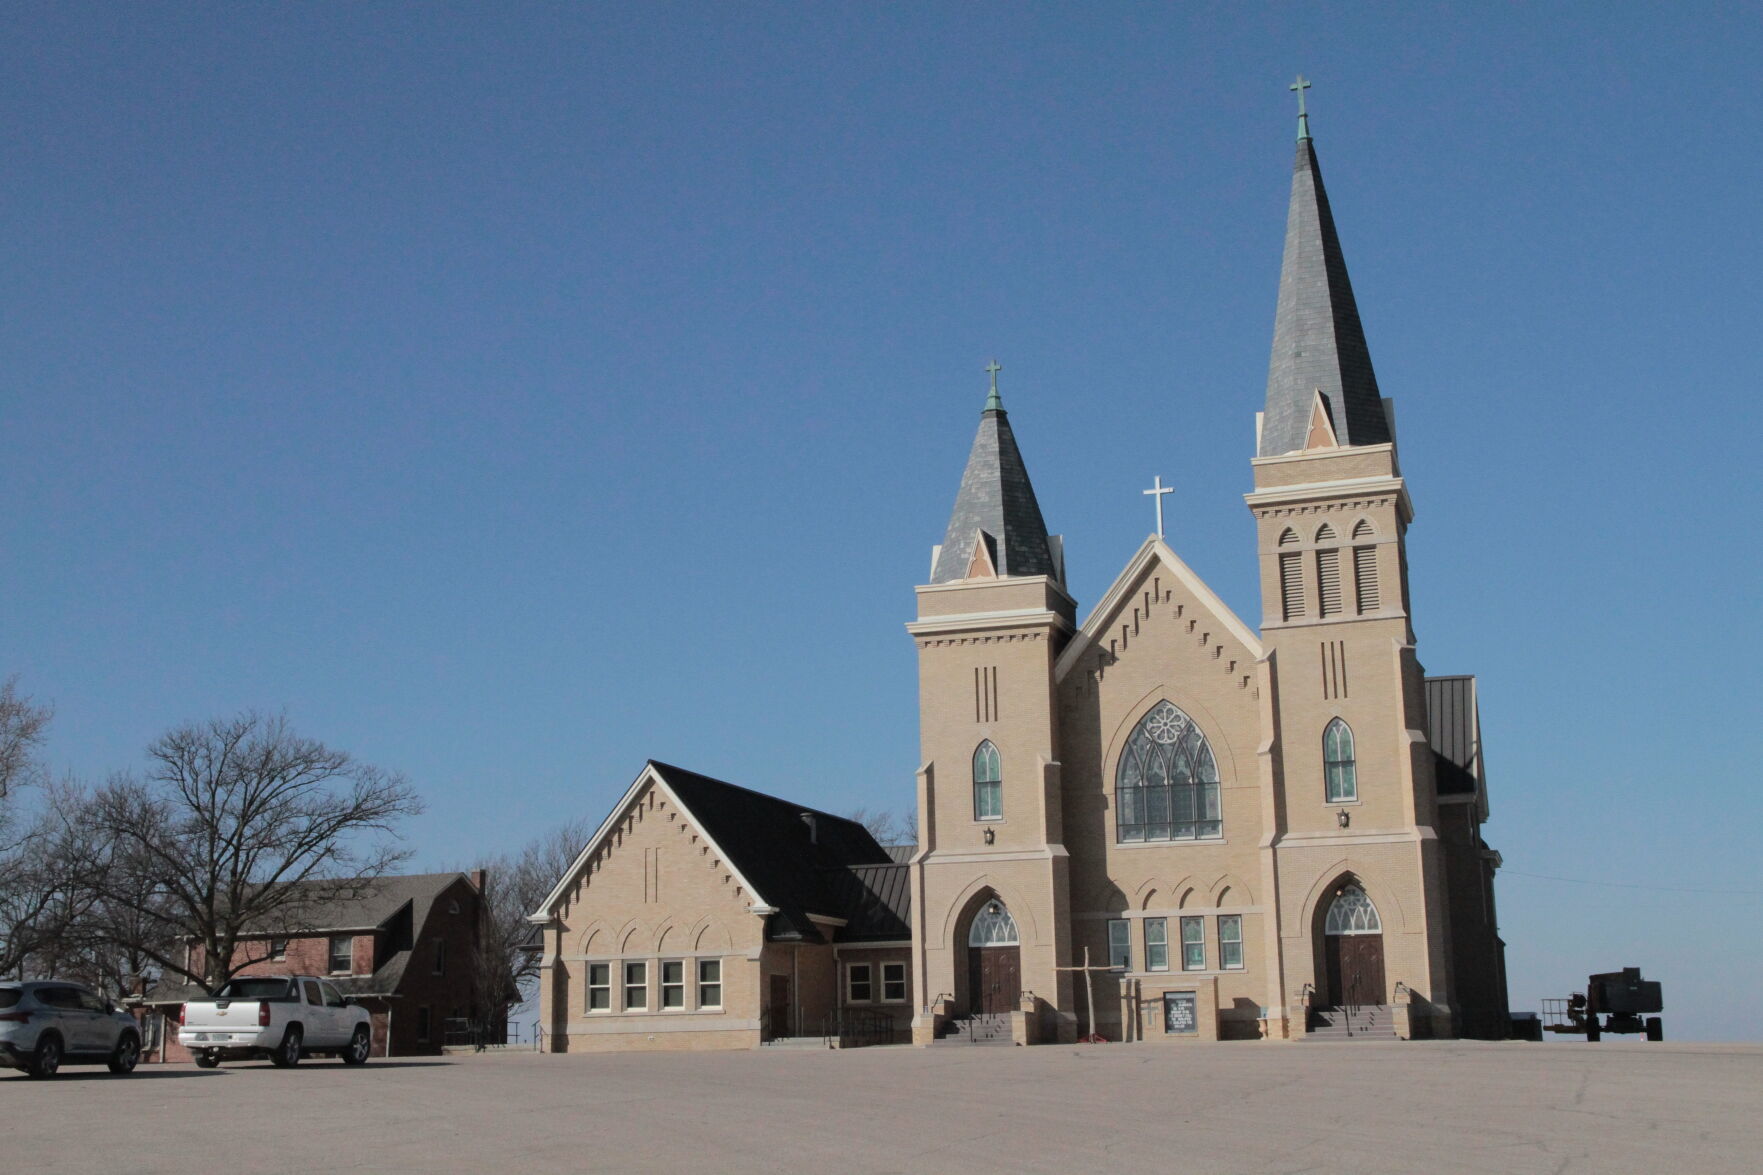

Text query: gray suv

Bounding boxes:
[0,981,143,1079]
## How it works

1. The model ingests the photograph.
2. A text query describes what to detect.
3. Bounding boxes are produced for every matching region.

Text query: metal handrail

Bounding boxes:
[823,1008,901,1049]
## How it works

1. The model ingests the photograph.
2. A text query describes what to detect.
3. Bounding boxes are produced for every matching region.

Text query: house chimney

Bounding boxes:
[470,868,487,895]
[800,812,818,846]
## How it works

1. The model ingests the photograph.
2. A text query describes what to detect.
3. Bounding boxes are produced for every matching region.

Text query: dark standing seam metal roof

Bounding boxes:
[1260,133,1394,457]
[929,397,1056,584]
[648,762,896,944]
[1425,675,1482,796]
[825,862,913,942]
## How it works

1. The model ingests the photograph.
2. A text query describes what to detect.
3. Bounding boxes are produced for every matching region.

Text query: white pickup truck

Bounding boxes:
[178,975,373,1068]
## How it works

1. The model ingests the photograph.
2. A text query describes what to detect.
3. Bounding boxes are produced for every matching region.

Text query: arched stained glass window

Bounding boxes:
[1324,718,1357,803]
[968,901,1020,946]
[1324,884,1381,934]
[1115,701,1222,843]
[972,741,1002,821]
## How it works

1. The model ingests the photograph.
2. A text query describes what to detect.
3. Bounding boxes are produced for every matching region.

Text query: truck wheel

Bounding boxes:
[342,1026,371,1066]
[27,1035,63,1079]
[108,1033,141,1074]
[268,1026,303,1068]
[194,1050,221,1069]
[1646,1017,1663,1042]
[1586,1018,1601,1043]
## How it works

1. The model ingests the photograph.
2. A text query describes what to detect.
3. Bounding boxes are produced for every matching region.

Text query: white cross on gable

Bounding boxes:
[1143,475,1173,538]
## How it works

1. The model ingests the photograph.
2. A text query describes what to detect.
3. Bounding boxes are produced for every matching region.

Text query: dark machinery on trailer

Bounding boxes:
[1541,967,1663,1041]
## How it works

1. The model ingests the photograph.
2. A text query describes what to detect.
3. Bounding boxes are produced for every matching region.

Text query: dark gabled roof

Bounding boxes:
[143,872,475,1004]
[824,862,912,943]
[649,762,894,944]
[1260,129,1394,457]
[882,843,917,864]
[929,392,1058,584]
[243,872,470,935]
[1425,675,1482,796]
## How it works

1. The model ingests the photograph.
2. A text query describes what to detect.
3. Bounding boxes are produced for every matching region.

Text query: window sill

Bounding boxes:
[1113,837,1228,850]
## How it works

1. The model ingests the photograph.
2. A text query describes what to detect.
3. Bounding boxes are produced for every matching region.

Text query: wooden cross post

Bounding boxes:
[1054,946,1124,1040]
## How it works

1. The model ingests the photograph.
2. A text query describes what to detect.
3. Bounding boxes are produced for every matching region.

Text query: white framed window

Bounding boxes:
[1145,917,1169,972]
[586,963,611,1011]
[328,935,353,975]
[1181,916,1205,971]
[1219,915,1244,970]
[661,960,685,1009]
[1324,718,1357,803]
[881,962,907,1003]
[697,959,722,1009]
[847,962,873,1003]
[1107,919,1131,970]
[973,741,1002,821]
[1115,701,1223,842]
[623,961,648,1011]
[268,938,288,960]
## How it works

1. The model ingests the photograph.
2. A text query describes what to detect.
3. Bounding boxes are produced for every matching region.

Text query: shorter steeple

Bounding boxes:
[1259,80,1394,458]
[929,364,1059,585]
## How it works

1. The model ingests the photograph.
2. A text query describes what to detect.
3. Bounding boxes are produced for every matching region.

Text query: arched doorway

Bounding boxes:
[1322,883,1385,1006]
[965,899,1021,1015]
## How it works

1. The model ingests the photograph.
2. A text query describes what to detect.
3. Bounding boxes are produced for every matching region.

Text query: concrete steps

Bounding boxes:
[760,1035,828,1049]
[931,1013,1015,1047]
[1305,1005,1396,1040]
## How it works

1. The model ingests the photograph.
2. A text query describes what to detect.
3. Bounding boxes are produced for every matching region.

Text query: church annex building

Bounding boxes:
[528,101,1512,1049]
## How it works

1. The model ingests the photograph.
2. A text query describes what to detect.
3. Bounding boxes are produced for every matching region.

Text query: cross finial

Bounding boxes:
[1290,74,1312,141]
[1143,474,1174,537]
[983,359,1003,411]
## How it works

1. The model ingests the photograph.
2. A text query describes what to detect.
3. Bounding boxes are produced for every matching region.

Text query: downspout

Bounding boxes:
[386,1005,394,1058]
[792,946,800,1037]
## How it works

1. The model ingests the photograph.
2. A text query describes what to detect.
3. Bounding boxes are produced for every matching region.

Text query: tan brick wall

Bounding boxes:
[539,778,767,1053]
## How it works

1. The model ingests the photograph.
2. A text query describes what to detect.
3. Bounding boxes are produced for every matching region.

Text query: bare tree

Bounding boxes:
[468,819,590,1024]
[86,711,422,992]
[0,677,52,809]
[847,806,917,848]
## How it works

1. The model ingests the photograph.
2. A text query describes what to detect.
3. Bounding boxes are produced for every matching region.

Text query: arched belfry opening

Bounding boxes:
[1316,879,1385,1007]
[958,893,1021,1016]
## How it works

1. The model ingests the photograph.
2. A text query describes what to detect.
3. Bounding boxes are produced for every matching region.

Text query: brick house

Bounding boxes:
[145,871,491,1060]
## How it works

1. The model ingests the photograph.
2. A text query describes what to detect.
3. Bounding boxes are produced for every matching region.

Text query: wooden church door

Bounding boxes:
[1322,884,1386,1007]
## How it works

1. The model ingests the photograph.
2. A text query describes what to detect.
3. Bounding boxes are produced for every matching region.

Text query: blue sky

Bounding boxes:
[4,3,1759,1040]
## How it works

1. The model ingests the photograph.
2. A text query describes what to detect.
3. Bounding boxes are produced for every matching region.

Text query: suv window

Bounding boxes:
[35,987,82,1010]
[321,982,347,1009]
[216,977,296,1000]
[302,980,323,1005]
[77,990,109,1014]
[0,988,20,1009]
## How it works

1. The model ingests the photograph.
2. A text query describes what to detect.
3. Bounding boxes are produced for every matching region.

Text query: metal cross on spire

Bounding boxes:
[984,359,1003,411]
[1291,74,1312,141]
[1143,475,1173,537]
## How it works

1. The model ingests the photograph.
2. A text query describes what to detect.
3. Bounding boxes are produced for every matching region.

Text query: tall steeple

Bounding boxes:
[1258,82,1393,457]
[929,363,1060,585]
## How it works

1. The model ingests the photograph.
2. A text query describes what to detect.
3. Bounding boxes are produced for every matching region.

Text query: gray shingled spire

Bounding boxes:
[929,385,1056,584]
[1259,128,1393,457]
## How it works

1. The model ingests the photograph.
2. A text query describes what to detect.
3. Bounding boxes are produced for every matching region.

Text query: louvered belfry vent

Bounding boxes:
[1317,548,1343,616]
[1279,551,1305,620]
[1354,545,1380,613]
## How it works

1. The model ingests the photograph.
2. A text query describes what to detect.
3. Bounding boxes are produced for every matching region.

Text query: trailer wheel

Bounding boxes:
[1645,1017,1662,1042]
[1586,1018,1601,1043]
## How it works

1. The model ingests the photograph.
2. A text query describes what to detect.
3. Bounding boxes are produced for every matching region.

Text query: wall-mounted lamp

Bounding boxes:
[983,827,996,845]
[1336,808,1350,829]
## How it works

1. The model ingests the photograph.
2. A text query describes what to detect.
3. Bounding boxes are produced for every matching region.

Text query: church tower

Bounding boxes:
[906,367,1077,1044]
[1245,85,1459,1035]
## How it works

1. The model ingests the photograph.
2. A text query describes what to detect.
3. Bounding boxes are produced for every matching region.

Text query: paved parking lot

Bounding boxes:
[8,1040,1761,1174]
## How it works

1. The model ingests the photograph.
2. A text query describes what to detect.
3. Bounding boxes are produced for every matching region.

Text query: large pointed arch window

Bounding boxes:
[1115,701,1222,842]
[1324,884,1381,934]
[972,740,1002,821]
[1324,718,1357,803]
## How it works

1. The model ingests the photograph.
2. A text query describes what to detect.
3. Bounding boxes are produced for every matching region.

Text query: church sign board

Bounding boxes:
[1163,991,1199,1035]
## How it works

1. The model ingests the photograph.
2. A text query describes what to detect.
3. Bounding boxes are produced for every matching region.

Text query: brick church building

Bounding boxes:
[530,94,1511,1050]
